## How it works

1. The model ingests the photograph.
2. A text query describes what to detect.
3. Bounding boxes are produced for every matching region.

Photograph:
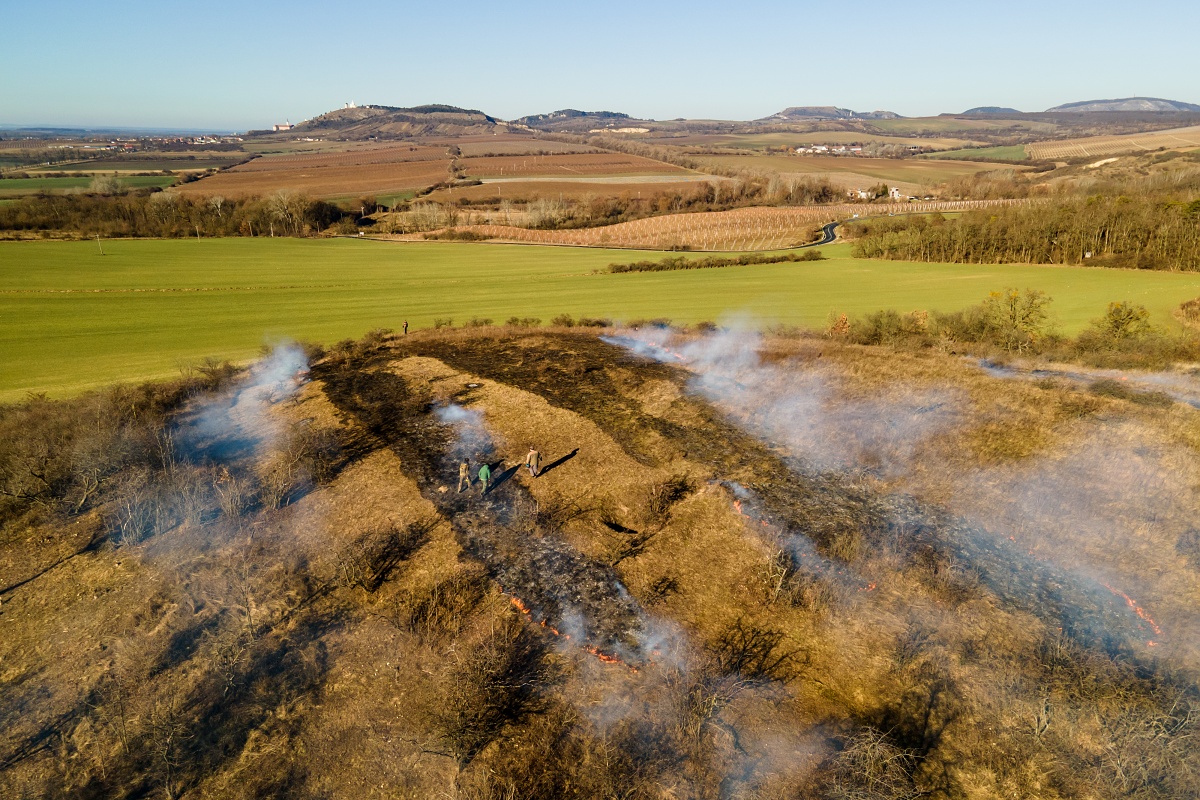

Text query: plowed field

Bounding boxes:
[178,145,690,199]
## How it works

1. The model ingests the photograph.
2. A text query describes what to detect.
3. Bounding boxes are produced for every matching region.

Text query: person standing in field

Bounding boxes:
[478,462,491,495]
[457,459,471,492]
[403,320,409,335]
[524,447,541,478]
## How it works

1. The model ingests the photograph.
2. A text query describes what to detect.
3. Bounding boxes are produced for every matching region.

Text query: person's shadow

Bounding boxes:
[537,449,579,476]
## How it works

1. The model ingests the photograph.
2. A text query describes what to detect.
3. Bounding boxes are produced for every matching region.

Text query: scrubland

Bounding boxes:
[2,327,1199,798]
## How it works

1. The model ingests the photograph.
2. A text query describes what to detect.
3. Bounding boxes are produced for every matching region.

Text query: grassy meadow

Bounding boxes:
[3,237,1200,400]
[922,145,1029,161]
[0,175,178,197]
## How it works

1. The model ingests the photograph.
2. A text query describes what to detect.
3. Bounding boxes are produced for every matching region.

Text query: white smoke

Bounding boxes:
[606,325,961,480]
[182,343,309,458]
[434,403,493,463]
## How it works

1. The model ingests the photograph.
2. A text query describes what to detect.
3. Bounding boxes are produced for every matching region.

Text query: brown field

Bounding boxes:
[1028,125,1200,160]
[412,200,1016,251]
[175,156,454,198]
[643,131,986,149]
[179,139,691,200]
[421,176,722,204]
[693,153,1021,191]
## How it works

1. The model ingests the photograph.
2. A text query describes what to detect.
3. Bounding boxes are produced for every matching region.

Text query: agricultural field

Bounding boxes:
[4,236,1200,400]
[644,130,985,150]
[0,174,178,198]
[21,153,248,173]
[689,152,1020,194]
[443,200,1011,251]
[921,145,1028,161]
[178,139,693,200]
[869,115,1059,135]
[421,175,721,204]
[1028,124,1200,160]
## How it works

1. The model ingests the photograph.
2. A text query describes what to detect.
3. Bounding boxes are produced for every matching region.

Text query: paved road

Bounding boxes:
[799,221,838,248]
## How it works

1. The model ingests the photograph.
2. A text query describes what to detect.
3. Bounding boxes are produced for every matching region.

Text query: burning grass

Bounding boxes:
[2,329,1200,797]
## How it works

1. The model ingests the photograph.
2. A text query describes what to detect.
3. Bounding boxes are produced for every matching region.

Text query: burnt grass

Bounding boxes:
[395,331,1164,661]
[7,330,1198,798]
[314,347,643,655]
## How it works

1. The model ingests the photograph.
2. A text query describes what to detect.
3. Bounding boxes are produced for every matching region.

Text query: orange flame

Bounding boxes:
[733,499,745,515]
[1101,583,1163,637]
[501,587,637,671]
[858,582,877,592]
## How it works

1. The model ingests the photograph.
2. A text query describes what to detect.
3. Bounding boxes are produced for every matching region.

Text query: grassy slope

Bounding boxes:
[3,237,1200,400]
[921,145,1029,161]
[0,175,177,196]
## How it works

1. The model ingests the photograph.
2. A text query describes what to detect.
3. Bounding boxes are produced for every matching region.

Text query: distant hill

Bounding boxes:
[516,109,631,126]
[1046,97,1200,113]
[962,106,1023,115]
[765,106,901,121]
[258,104,504,139]
[514,109,655,133]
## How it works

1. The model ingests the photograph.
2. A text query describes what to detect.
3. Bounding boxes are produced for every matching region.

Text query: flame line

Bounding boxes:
[499,587,638,672]
[1101,583,1163,637]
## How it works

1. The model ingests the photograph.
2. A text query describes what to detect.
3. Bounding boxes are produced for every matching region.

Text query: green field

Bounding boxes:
[922,145,1029,162]
[0,175,178,197]
[3,238,1200,400]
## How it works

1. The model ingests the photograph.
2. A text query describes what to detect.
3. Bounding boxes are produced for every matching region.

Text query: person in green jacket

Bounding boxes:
[478,462,491,494]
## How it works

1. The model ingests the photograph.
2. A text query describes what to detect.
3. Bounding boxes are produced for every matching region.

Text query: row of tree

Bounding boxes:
[847,186,1200,271]
[0,190,347,238]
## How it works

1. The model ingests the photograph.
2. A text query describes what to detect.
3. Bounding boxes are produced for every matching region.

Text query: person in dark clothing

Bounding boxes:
[403,320,409,335]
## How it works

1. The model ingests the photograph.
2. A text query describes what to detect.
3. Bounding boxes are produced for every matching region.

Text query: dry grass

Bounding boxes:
[3,329,1199,798]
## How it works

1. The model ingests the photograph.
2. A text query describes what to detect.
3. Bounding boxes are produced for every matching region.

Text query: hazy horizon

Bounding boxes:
[4,0,1199,130]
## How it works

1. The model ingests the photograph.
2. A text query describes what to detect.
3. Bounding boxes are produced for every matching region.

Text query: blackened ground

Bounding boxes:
[398,332,1161,660]
[314,349,643,654]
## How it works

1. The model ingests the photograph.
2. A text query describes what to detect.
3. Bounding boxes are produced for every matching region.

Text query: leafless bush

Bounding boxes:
[822,728,920,800]
[335,518,433,592]
[643,474,691,525]
[398,567,489,641]
[256,424,343,509]
[427,614,549,769]
[710,615,797,681]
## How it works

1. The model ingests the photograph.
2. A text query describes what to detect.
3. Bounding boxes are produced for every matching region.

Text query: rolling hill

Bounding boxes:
[257,104,505,139]
[1047,97,1200,113]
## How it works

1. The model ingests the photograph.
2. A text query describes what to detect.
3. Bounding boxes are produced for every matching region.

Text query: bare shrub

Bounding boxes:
[335,518,433,592]
[428,614,549,769]
[257,424,344,509]
[822,728,920,800]
[643,474,691,525]
[709,616,797,681]
[399,567,490,642]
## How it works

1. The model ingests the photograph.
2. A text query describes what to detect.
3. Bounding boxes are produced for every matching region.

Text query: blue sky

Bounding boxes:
[3,0,1198,130]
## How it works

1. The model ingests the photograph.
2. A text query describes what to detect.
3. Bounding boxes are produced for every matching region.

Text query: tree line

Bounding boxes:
[0,190,348,238]
[846,176,1200,271]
